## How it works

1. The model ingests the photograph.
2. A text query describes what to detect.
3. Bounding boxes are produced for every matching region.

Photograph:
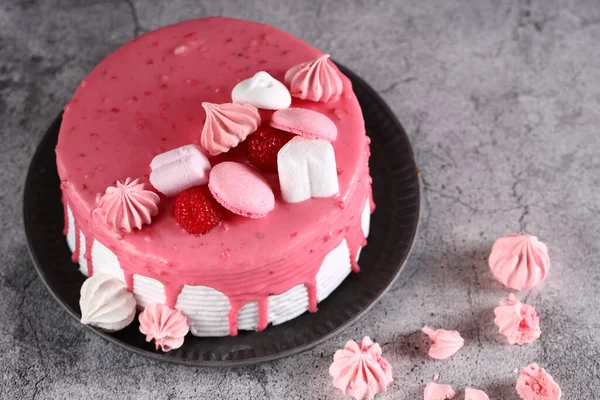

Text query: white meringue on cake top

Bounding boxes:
[231,71,291,110]
[79,273,136,331]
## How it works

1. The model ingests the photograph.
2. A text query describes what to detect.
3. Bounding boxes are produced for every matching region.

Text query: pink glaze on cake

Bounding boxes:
[56,17,373,336]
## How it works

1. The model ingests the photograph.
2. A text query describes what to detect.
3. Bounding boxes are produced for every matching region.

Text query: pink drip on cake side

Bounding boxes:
[71,223,81,263]
[84,236,94,276]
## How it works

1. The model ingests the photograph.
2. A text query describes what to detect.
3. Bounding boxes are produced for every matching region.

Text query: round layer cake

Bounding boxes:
[56,17,373,337]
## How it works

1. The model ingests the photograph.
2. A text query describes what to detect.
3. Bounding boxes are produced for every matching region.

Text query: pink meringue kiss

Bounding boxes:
[424,381,456,400]
[284,54,343,102]
[465,387,490,400]
[489,233,550,290]
[516,363,562,400]
[95,177,159,233]
[270,108,338,142]
[494,294,541,345]
[201,102,260,156]
[422,326,465,360]
[329,337,393,400]
[209,162,275,218]
[138,303,189,352]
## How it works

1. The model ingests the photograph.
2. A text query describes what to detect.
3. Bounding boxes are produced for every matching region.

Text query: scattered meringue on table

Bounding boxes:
[423,381,456,400]
[421,326,465,360]
[494,294,541,345]
[516,363,562,400]
[488,233,550,290]
[465,387,490,400]
[329,336,393,400]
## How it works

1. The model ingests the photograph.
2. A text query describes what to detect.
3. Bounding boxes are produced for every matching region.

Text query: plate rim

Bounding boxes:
[23,63,421,367]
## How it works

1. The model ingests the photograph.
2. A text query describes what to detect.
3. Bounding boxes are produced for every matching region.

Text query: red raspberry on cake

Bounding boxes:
[174,186,224,234]
[246,127,294,173]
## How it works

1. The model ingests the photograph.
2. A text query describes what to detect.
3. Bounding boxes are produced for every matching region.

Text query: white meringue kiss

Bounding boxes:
[231,71,291,110]
[79,273,136,332]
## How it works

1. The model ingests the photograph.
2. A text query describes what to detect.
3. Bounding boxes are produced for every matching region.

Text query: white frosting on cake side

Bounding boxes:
[65,200,371,336]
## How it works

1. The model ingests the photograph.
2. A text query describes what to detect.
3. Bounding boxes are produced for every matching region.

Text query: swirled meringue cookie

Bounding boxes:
[284,54,343,102]
[139,303,189,352]
[231,71,291,110]
[79,273,136,331]
[329,337,393,400]
[489,233,550,290]
[95,178,159,232]
[200,102,260,156]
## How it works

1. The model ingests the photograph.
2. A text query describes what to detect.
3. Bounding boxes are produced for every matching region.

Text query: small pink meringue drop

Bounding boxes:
[494,294,541,345]
[489,233,550,290]
[329,336,393,400]
[516,363,562,400]
[138,303,189,352]
[422,326,465,360]
[423,381,456,400]
[465,387,490,400]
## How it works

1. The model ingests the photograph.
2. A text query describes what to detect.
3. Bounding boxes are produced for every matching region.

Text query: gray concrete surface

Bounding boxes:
[1,0,599,398]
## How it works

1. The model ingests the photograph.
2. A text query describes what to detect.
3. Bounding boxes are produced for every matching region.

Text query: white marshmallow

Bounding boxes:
[277,136,339,203]
[149,145,211,197]
[231,71,291,110]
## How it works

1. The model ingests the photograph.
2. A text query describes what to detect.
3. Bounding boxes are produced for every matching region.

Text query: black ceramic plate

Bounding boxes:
[23,64,420,366]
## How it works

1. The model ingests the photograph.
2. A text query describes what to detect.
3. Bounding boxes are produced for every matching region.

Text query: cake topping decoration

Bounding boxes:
[277,136,339,203]
[516,363,561,400]
[139,303,190,352]
[284,54,343,102]
[489,233,550,290]
[201,102,260,156]
[329,336,393,400]
[421,326,465,360]
[270,108,338,142]
[149,144,211,197]
[231,71,291,110]
[96,178,160,232]
[246,127,294,173]
[465,387,490,400]
[423,381,456,400]
[174,186,224,234]
[79,273,136,332]
[494,294,541,345]
[209,161,275,218]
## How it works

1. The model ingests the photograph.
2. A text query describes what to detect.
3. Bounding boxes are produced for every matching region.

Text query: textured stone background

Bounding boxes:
[1,0,599,398]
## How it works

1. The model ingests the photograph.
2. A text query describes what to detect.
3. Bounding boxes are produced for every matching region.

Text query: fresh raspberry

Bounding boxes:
[173,186,224,234]
[246,127,294,173]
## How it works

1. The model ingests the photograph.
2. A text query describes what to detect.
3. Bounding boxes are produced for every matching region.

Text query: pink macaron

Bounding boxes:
[270,108,337,141]
[208,161,275,218]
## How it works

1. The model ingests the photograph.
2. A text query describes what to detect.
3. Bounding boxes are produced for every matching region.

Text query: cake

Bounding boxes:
[56,17,373,341]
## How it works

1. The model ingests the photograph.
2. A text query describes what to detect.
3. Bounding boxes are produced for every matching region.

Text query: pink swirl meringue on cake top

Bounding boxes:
[139,303,190,352]
[284,54,343,102]
[329,336,393,400]
[494,294,541,345]
[424,381,456,400]
[516,363,561,400]
[422,326,465,360]
[95,178,160,233]
[465,387,490,400]
[200,102,260,156]
[489,233,550,290]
